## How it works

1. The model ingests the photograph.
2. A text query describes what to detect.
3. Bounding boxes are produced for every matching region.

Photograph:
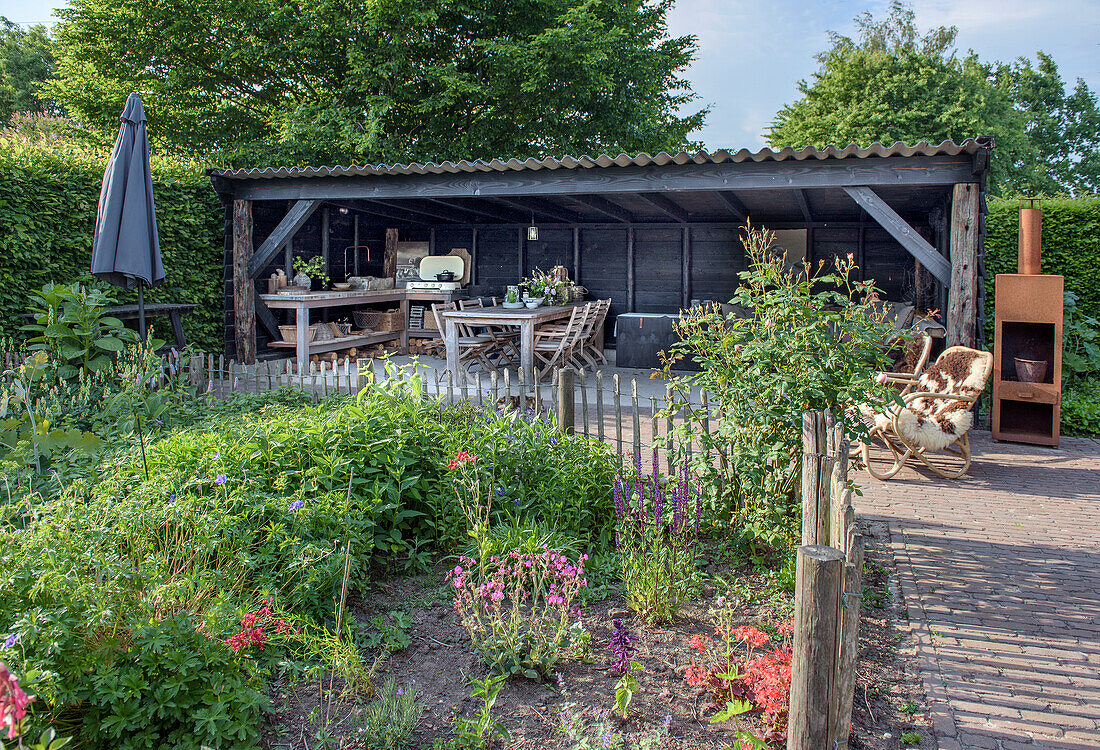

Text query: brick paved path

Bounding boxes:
[856,432,1100,749]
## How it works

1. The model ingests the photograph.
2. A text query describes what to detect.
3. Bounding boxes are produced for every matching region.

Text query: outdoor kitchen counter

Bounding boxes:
[260,288,466,364]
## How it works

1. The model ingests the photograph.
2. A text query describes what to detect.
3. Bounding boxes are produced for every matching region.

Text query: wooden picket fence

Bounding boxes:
[169,354,712,467]
[787,410,864,750]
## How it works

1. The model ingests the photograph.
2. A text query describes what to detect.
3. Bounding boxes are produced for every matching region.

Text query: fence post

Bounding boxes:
[557,367,575,435]
[788,544,845,750]
[831,530,865,746]
[801,411,827,546]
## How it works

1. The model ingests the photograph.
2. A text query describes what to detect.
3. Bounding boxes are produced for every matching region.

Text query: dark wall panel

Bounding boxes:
[474,227,520,296]
[525,228,574,278]
[579,228,628,340]
[691,227,743,303]
[635,228,682,313]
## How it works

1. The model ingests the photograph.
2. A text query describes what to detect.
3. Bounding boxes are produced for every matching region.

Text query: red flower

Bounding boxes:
[733,625,770,649]
[689,634,711,653]
[776,620,794,637]
[684,662,709,687]
[446,451,478,470]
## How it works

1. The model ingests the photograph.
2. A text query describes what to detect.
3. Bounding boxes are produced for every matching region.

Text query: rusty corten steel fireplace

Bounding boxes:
[992,198,1063,446]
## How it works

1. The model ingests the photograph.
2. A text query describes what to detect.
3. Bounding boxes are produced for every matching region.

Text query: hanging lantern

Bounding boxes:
[527,213,538,241]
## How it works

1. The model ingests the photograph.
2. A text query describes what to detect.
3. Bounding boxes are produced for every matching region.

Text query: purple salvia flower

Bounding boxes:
[607,619,637,674]
[613,476,624,519]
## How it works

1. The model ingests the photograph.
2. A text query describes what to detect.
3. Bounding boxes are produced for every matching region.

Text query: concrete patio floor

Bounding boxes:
[855,432,1100,749]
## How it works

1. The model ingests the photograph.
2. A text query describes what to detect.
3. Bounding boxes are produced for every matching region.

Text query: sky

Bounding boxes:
[3,0,1098,151]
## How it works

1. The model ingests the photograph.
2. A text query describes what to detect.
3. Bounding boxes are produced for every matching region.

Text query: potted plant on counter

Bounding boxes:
[292,256,330,291]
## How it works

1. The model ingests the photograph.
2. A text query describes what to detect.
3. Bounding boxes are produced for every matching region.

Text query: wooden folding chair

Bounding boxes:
[856,346,994,480]
[458,297,518,366]
[570,299,609,369]
[432,302,500,373]
[533,305,589,381]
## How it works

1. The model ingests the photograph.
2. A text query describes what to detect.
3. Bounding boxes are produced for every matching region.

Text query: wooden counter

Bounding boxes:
[260,288,466,363]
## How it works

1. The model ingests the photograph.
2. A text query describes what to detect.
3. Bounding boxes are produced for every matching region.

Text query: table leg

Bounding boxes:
[444,318,459,385]
[296,303,310,369]
[521,320,535,385]
[400,297,409,353]
[169,311,187,349]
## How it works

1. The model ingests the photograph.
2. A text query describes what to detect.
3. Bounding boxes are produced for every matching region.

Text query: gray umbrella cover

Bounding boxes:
[90,92,165,290]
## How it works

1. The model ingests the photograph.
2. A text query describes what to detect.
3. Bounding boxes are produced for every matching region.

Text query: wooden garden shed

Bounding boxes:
[208,137,991,362]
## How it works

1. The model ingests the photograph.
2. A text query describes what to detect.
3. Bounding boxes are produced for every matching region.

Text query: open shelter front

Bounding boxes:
[208,138,992,366]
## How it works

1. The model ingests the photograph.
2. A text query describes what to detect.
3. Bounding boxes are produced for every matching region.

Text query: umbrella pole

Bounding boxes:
[138,282,147,341]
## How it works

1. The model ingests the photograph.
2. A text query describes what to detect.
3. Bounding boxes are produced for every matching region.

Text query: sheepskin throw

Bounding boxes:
[893,348,992,451]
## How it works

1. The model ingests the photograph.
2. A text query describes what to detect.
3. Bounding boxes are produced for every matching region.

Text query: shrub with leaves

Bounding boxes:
[664,223,896,547]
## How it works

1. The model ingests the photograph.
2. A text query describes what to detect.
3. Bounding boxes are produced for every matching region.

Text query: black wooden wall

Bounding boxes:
[224,211,935,356]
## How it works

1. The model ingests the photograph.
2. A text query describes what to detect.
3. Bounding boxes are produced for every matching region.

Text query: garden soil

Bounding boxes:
[264,521,934,749]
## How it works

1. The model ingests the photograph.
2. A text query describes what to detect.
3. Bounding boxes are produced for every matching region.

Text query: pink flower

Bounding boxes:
[0,663,33,741]
[875,372,888,384]
[763,318,774,329]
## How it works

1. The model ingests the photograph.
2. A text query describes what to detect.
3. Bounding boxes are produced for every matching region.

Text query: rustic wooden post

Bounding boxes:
[557,367,575,435]
[232,199,256,365]
[831,530,866,746]
[946,182,980,348]
[801,411,828,546]
[383,228,399,279]
[788,544,845,750]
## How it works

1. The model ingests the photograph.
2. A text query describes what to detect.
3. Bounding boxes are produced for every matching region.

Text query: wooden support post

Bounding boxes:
[681,226,691,308]
[557,367,575,435]
[573,227,581,284]
[321,206,330,271]
[627,226,635,312]
[353,214,360,276]
[947,182,980,348]
[788,544,845,750]
[471,228,479,286]
[383,228,398,279]
[232,199,256,364]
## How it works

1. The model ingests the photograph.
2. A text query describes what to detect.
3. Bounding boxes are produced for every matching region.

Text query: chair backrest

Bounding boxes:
[917,346,994,397]
[459,298,484,310]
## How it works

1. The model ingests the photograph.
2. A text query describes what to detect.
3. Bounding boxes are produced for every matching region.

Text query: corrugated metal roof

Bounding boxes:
[208,137,991,180]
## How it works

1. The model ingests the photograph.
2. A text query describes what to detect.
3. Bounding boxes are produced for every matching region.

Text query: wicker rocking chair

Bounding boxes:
[856,346,994,480]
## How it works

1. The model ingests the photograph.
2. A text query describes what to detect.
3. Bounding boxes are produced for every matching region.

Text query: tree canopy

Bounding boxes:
[0,17,57,123]
[767,1,1100,195]
[45,0,706,166]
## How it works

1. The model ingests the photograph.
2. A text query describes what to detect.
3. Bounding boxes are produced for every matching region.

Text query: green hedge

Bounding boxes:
[985,195,1100,341]
[0,141,224,351]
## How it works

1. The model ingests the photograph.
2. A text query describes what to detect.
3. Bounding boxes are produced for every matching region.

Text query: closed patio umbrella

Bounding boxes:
[89,92,164,339]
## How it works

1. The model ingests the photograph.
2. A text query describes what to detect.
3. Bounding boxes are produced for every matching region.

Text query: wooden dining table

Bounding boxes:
[439,303,582,384]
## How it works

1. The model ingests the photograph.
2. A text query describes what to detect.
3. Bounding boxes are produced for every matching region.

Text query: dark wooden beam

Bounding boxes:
[384,229,398,278]
[492,196,581,224]
[681,226,691,307]
[424,197,523,223]
[638,192,690,223]
[363,198,464,224]
[253,290,281,340]
[327,199,429,225]
[230,155,977,201]
[232,199,256,363]
[794,189,813,223]
[568,195,633,223]
[573,227,581,284]
[842,186,951,284]
[715,191,750,221]
[246,199,321,277]
[627,226,635,312]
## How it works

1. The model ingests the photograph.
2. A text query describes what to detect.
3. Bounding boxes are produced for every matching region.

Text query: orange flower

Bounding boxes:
[689,634,711,653]
[734,625,770,649]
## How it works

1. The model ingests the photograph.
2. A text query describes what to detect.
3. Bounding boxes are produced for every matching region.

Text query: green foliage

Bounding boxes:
[47,0,704,166]
[358,680,422,750]
[0,138,224,351]
[613,661,643,718]
[1062,378,1100,437]
[900,732,923,746]
[360,610,413,654]
[294,255,329,289]
[766,2,1099,195]
[435,675,509,750]
[0,18,56,122]
[665,224,896,544]
[20,282,143,377]
[1,727,72,750]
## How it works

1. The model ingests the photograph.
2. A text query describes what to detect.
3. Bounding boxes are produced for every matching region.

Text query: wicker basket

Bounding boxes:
[353,310,383,330]
[375,308,405,332]
[312,322,335,341]
[279,325,317,344]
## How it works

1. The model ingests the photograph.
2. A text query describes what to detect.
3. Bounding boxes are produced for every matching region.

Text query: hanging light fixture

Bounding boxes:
[527,212,538,241]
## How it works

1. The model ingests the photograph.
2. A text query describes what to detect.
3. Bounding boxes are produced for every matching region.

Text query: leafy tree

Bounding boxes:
[992,52,1100,195]
[0,17,57,123]
[46,0,705,165]
[766,1,1098,195]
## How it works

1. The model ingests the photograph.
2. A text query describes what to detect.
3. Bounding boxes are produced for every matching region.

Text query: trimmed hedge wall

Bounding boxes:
[985,195,1100,342]
[0,142,224,351]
